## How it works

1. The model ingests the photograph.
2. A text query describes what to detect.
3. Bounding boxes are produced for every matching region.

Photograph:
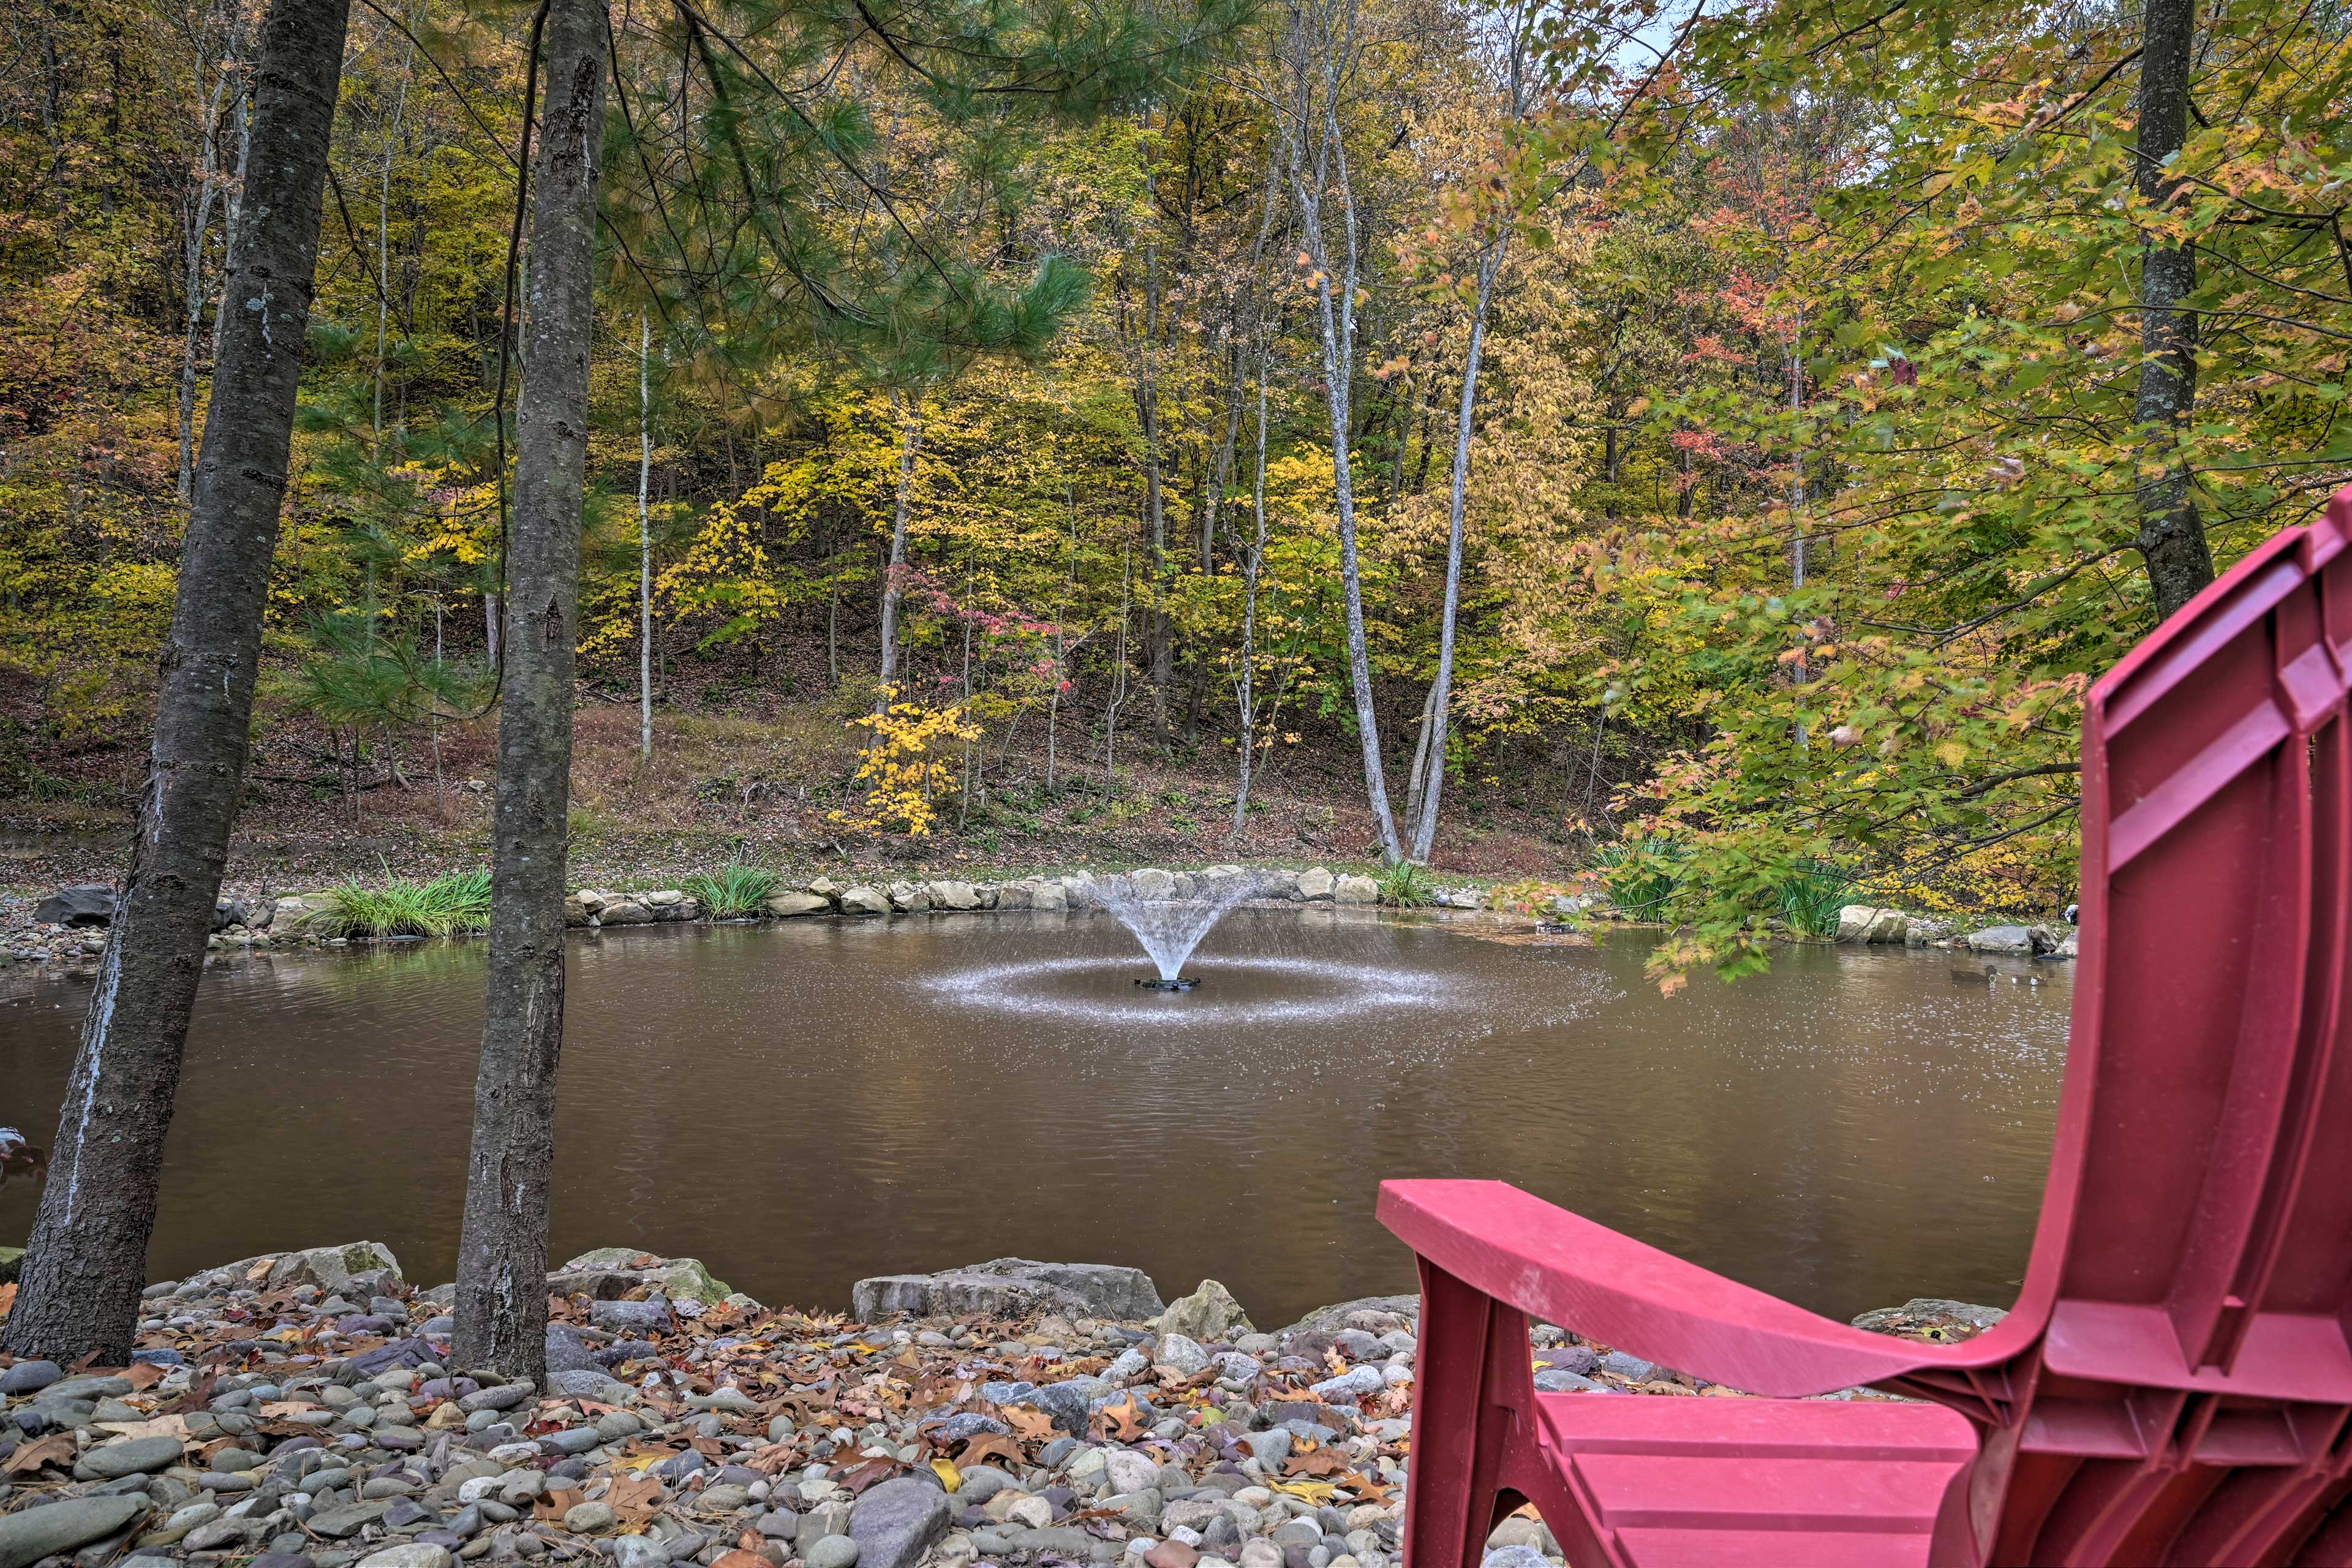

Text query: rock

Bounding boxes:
[851,1259,1162,1322]
[566,1502,619,1534]
[1596,1351,1667,1384]
[608,1536,667,1568]
[926,881,983,912]
[307,1501,394,1539]
[848,1477,951,1568]
[1128,869,1177,902]
[35,884,116,926]
[1159,1280,1253,1343]
[1482,1546,1549,1568]
[1309,1366,1384,1401]
[598,900,655,925]
[0,1359,61,1394]
[2056,930,2078,958]
[1333,876,1378,906]
[1850,1298,2008,1343]
[74,1434,183,1479]
[1835,905,1909,943]
[549,1249,734,1305]
[1532,1370,1600,1393]
[0,1496,148,1568]
[886,881,931,913]
[2028,923,2070,954]
[1536,1346,1597,1377]
[804,1536,861,1568]
[1102,1450,1159,1497]
[1297,869,1335,902]
[764,892,831,918]
[1280,1297,1418,1340]
[1028,881,1069,912]
[459,1382,535,1412]
[589,1297,676,1333]
[360,1547,453,1568]
[217,1241,404,1295]
[1965,924,2035,956]
[546,1324,602,1375]
[1153,1333,1212,1377]
[839,886,892,918]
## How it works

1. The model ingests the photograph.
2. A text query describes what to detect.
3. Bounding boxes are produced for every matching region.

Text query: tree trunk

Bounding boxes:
[3,0,351,1367]
[876,390,922,703]
[1281,2,1403,862]
[450,0,606,1383]
[2132,0,2213,619]
[638,315,654,761]
[1232,350,1271,836]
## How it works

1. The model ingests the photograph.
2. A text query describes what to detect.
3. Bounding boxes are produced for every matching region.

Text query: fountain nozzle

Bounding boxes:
[1136,976,1201,992]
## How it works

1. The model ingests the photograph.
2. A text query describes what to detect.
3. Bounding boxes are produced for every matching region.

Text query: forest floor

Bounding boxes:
[0,692,1588,899]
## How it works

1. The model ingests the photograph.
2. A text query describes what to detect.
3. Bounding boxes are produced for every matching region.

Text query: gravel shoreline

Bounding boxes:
[0,1244,2004,1568]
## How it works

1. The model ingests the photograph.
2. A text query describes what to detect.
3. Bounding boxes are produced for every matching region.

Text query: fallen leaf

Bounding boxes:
[1090,1392,1150,1442]
[534,1487,586,1522]
[260,1401,320,1417]
[1003,1406,1057,1441]
[0,1282,17,1316]
[930,1457,962,1492]
[122,1361,166,1391]
[245,1258,275,1282]
[5,1433,74,1473]
[1266,1479,1338,1505]
[608,1476,667,1528]
[956,1434,1027,1471]
[92,1416,190,1442]
[834,1456,908,1496]
[1281,1450,1352,1479]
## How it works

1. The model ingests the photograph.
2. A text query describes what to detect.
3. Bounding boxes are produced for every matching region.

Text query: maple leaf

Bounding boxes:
[956,1434,1027,1471]
[1088,1391,1151,1442]
[1003,1405,1057,1441]
[608,1476,668,1528]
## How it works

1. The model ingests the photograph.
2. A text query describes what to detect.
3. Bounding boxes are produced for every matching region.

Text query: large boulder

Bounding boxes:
[1334,875,1378,906]
[0,1493,149,1568]
[34,884,115,927]
[1279,1294,1420,1339]
[851,1258,1163,1323]
[1836,905,1910,944]
[887,881,931,913]
[1058,876,1098,910]
[546,1248,735,1306]
[1158,1278,1253,1341]
[764,891,832,918]
[926,881,983,912]
[839,885,892,917]
[1851,1298,2007,1343]
[1965,924,2035,956]
[992,881,1033,911]
[1028,880,1068,912]
[1129,869,1177,902]
[848,1477,952,1568]
[1297,868,1335,902]
[597,900,655,926]
[218,1242,404,1296]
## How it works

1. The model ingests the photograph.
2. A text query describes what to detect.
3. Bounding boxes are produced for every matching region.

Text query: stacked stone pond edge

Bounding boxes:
[0,1240,2009,1568]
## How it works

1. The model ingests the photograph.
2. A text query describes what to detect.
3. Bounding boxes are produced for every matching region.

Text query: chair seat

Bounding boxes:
[1529,1393,1981,1567]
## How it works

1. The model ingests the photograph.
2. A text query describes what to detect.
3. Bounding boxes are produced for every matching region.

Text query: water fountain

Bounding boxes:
[1088,867,1264,989]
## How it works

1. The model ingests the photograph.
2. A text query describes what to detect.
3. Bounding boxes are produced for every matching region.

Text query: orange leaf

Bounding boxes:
[957,1434,1027,1471]
[1003,1406,1057,1441]
[123,1362,167,1390]
[1089,1391,1151,1442]
[608,1476,667,1528]
[534,1487,586,1522]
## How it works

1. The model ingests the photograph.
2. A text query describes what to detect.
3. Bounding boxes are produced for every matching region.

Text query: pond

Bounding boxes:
[0,908,2071,1328]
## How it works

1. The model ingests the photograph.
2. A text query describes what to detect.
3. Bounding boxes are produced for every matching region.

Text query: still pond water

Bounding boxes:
[0,909,2071,1327]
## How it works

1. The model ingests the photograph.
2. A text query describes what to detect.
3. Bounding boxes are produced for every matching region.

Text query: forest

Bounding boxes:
[3,0,2348,982]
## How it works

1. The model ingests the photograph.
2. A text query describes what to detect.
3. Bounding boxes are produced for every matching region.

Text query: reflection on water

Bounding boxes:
[0,910,2070,1326]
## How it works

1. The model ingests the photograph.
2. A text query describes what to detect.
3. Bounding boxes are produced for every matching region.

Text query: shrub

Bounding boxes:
[682,864,782,917]
[310,869,492,939]
[1775,857,1853,940]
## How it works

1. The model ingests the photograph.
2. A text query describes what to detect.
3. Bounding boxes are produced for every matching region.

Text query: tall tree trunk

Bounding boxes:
[1232,351,1271,836]
[638,315,654,761]
[2132,0,2212,619]
[175,0,246,503]
[1281,0,1403,862]
[4,0,352,1367]
[876,390,922,704]
[1408,235,1501,864]
[450,0,606,1382]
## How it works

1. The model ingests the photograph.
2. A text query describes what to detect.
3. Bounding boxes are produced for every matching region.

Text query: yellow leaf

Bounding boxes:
[930,1457,963,1492]
[1267,1480,1338,1504]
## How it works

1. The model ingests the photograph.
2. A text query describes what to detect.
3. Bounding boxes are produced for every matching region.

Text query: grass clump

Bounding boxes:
[1373,860,1439,907]
[311,869,492,939]
[1774,857,1853,939]
[682,864,782,917]
[1594,835,1688,918]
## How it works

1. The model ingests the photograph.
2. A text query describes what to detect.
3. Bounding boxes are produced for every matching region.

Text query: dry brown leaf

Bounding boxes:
[5,1433,74,1473]
[956,1434,1027,1471]
[92,1416,190,1442]
[0,1283,16,1317]
[1089,1392,1151,1442]
[1003,1406,1057,1441]
[534,1487,587,1522]
[608,1476,667,1528]
[122,1361,167,1391]
[245,1258,275,1281]
[1281,1450,1352,1479]
[834,1457,909,1496]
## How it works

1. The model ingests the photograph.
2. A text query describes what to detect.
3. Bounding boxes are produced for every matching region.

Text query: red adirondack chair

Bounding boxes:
[1381,489,2352,1567]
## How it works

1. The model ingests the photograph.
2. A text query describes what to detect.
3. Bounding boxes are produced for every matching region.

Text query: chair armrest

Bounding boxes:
[1378,1178,1950,1398]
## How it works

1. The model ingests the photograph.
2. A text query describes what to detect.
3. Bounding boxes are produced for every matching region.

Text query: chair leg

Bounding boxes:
[1401,1261,1619,1568]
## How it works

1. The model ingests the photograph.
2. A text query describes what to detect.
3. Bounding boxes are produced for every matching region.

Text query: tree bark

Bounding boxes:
[2132,0,2213,620]
[638,314,654,760]
[4,0,352,1367]
[876,390,922,704]
[450,0,606,1382]
[1409,235,1502,863]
